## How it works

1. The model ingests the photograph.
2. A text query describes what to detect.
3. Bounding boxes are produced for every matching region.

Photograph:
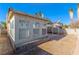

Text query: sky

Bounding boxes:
[0,3,78,25]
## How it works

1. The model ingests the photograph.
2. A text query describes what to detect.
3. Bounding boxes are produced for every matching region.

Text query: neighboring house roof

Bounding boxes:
[7,8,49,23]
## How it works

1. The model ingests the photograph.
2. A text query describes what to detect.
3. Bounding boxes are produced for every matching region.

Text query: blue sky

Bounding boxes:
[0,3,78,25]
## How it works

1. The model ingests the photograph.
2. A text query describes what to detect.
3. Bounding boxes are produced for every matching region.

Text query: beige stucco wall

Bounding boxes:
[7,15,16,49]
[8,16,15,41]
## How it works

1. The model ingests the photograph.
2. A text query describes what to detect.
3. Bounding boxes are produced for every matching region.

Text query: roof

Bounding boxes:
[7,8,49,23]
[14,11,48,21]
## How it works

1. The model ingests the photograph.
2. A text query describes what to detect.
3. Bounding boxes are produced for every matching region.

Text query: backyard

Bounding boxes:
[0,25,78,55]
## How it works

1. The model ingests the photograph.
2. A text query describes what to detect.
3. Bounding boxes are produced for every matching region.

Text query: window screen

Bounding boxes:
[19,29,29,40]
[33,29,39,34]
[42,29,46,35]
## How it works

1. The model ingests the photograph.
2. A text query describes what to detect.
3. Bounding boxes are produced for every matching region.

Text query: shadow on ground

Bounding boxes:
[14,38,52,55]
[14,33,67,55]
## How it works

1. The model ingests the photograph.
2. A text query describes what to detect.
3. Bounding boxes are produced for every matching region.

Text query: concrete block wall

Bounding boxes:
[65,29,77,34]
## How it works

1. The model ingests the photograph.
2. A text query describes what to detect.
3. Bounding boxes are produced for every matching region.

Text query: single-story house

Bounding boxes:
[6,8,49,47]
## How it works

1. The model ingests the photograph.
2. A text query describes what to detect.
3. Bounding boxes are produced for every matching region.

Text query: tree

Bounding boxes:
[62,24,69,29]
[1,21,7,29]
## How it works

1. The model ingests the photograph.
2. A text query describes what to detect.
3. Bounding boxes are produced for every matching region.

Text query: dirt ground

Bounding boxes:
[38,34,77,55]
[0,30,13,55]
